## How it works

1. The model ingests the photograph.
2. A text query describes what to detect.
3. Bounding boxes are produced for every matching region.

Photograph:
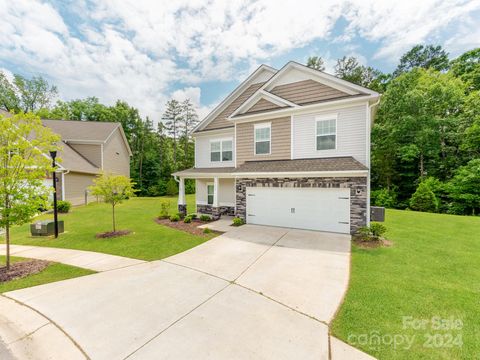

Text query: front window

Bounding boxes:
[255,123,271,155]
[316,118,336,150]
[210,139,233,162]
[207,184,214,205]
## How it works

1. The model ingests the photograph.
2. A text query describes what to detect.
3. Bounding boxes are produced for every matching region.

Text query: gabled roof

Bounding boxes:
[42,119,132,156]
[193,64,277,133]
[229,61,379,119]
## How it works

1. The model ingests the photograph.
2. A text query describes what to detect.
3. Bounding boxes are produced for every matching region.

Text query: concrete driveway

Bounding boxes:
[4,225,352,360]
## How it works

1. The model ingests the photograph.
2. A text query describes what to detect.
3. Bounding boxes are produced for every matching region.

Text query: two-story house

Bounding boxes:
[41,119,132,205]
[173,62,380,234]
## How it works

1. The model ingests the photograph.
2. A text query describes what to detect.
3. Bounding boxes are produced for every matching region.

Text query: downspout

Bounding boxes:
[61,169,70,201]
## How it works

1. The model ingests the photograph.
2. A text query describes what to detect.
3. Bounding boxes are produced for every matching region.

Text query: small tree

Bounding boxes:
[0,112,60,269]
[166,178,178,196]
[447,159,480,215]
[89,173,135,232]
[409,182,439,213]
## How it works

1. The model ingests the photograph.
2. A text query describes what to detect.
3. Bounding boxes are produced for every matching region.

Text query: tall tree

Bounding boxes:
[162,99,183,167]
[13,74,58,112]
[450,48,480,92]
[334,56,382,88]
[306,56,325,71]
[180,99,199,167]
[0,72,19,112]
[0,113,60,269]
[394,45,449,76]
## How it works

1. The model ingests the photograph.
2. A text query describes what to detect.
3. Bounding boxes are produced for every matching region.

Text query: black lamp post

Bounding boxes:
[50,150,59,238]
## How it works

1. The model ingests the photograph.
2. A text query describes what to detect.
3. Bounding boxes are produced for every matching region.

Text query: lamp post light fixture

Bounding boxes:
[50,150,59,238]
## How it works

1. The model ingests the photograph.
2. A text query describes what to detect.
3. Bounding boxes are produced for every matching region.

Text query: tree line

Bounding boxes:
[307,45,480,215]
[1,44,479,215]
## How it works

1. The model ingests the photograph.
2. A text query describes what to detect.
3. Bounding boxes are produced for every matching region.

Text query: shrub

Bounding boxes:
[166,178,178,196]
[371,188,397,208]
[176,212,185,219]
[199,214,211,222]
[188,213,197,219]
[183,215,192,223]
[203,227,212,234]
[158,201,170,219]
[370,223,387,239]
[410,182,439,212]
[185,179,196,194]
[356,224,387,242]
[169,214,180,222]
[232,217,245,226]
[57,200,71,213]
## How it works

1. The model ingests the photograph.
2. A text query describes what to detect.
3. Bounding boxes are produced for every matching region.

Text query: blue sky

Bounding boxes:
[1,0,479,123]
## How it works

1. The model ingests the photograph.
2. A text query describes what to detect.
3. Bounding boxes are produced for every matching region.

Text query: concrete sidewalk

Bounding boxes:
[0,244,145,272]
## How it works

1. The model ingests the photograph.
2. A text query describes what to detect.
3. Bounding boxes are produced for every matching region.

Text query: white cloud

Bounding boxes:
[0,0,478,124]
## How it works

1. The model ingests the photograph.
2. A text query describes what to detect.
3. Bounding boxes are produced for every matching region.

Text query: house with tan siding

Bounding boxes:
[173,61,380,234]
[41,120,132,205]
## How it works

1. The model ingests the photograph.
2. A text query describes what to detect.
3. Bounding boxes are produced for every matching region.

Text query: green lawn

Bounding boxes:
[0,256,94,293]
[9,195,212,261]
[332,209,480,359]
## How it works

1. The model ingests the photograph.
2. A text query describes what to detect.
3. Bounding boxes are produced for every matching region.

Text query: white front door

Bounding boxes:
[246,187,351,233]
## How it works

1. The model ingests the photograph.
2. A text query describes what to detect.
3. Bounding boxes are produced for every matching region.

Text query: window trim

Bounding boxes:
[254,122,271,156]
[209,138,233,163]
[315,114,337,151]
[207,182,214,205]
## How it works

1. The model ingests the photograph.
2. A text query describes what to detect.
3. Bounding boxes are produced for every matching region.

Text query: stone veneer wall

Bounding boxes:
[235,177,367,234]
[197,204,235,218]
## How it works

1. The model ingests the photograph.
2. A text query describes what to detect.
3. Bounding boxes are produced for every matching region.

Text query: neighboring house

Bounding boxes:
[0,110,131,205]
[173,62,380,234]
[41,120,132,205]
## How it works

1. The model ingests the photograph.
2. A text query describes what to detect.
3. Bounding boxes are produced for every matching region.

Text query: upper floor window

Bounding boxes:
[254,123,271,155]
[316,117,336,150]
[210,139,233,162]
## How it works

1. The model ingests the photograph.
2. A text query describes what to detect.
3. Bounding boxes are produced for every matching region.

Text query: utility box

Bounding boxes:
[30,220,64,236]
[371,207,385,222]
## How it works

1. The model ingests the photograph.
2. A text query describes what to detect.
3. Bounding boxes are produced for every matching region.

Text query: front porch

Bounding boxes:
[173,168,236,220]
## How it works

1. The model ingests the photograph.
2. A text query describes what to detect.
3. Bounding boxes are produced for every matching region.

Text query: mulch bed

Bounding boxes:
[352,237,393,249]
[95,230,132,239]
[155,218,221,237]
[0,259,51,282]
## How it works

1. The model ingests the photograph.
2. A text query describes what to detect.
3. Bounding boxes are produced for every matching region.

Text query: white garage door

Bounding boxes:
[246,187,351,233]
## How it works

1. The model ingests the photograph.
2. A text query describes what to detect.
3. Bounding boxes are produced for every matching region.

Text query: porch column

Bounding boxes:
[212,177,220,219]
[178,177,187,216]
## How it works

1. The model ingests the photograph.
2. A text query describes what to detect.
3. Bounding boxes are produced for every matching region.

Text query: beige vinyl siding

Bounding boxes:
[236,117,291,165]
[194,129,235,168]
[196,178,235,206]
[64,172,97,205]
[103,128,130,176]
[204,82,265,131]
[292,104,368,165]
[270,79,349,105]
[69,144,102,168]
[245,98,283,114]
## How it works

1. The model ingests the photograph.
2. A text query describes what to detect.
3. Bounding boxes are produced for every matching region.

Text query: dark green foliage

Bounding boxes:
[356,223,387,241]
[56,201,71,214]
[306,56,325,71]
[450,48,480,92]
[183,215,192,223]
[165,178,178,196]
[371,189,397,208]
[409,182,439,213]
[169,214,180,222]
[394,44,450,76]
[185,179,196,194]
[199,214,211,222]
[370,223,387,238]
[232,217,245,226]
[447,159,480,215]
[188,213,197,219]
